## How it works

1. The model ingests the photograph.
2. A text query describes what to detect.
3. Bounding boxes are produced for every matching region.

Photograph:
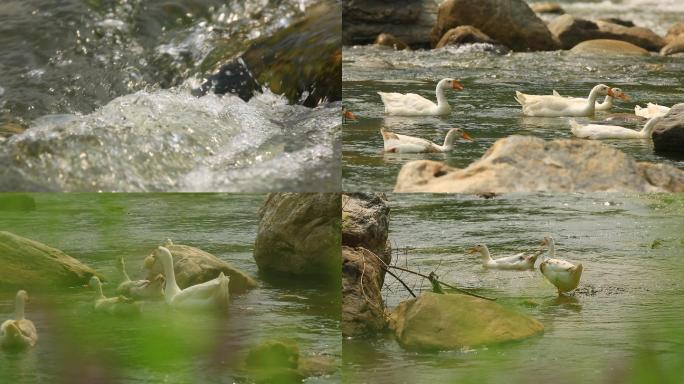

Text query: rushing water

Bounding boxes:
[342,193,684,383]
[342,1,684,192]
[0,194,340,383]
[0,0,339,192]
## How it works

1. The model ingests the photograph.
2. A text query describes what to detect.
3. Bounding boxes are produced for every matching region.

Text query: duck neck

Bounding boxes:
[546,240,556,259]
[435,82,449,111]
[160,253,181,300]
[599,95,613,108]
[479,246,493,263]
[15,294,25,321]
[586,87,602,112]
[441,130,459,151]
[639,117,660,137]
[95,282,105,300]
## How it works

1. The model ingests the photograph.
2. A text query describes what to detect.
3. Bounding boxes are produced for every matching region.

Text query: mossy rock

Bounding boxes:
[0,231,102,290]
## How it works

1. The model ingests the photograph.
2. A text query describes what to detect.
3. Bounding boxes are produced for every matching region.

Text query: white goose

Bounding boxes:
[378,78,464,116]
[116,256,165,300]
[380,127,473,153]
[154,246,230,310]
[570,116,663,140]
[635,103,670,119]
[552,88,626,111]
[89,276,143,315]
[467,244,541,270]
[515,84,624,117]
[539,237,583,294]
[1,290,38,349]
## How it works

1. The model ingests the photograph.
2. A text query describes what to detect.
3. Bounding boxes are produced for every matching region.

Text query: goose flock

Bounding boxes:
[352,78,673,155]
[468,236,583,295]
[0,239,232,351]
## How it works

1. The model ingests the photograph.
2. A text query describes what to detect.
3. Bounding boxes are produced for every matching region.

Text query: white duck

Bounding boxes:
[552,88,626,111]
[467,244,541,270]
[154,246,230,310]
[378,78,464,116]
[1,290,38,349]
[515,84,624,117]
[116,256,165,299]
[380,127,473,153]
[539,237,583,294]
[570,116,663,140]
[635,103,670,119]
[89,276,143,315]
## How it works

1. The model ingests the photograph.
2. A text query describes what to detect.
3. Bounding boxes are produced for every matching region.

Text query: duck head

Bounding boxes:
[608,87,629,100]
[440,78,464,91]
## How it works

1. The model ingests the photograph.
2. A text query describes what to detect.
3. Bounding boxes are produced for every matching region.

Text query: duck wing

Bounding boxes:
[378,92,437,114]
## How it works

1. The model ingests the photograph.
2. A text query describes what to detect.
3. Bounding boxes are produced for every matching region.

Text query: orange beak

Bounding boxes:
[344,110,358,121]
[467,247,478,254]
[540,238,547,246]
[616,91,629,101]
[452,80,464,90]
[460,130,473,141]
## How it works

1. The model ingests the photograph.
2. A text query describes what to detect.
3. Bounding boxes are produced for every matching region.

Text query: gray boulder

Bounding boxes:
[653,103,684,158]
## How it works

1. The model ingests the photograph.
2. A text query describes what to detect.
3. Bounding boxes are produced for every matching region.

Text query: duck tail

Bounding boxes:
[571,263,584,278]
[568,119,582,133]
[5,322,21,338]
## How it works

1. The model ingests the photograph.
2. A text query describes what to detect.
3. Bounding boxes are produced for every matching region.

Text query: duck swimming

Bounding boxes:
[378,78,464,116]
[467,244,540,270]
[116,256,165,300]
[381,127,473,153]
[539,237,583,294]
[515,84,626,117]
[0,290,38,350]
[90,276,143,315]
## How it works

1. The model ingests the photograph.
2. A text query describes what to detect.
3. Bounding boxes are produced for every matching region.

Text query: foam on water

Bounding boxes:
[0,89,339,192]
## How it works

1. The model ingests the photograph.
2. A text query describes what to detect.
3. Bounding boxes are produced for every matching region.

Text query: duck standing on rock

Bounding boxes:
[378,78,464,116]
[1,290,38,350]
[381,127,473,153]
[467,244,540,270]
[539,237,583,295]
[515,84,626,117]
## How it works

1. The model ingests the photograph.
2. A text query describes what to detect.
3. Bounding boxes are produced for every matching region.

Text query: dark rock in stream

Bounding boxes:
[144,242,258,293]
[653,103,684,159]
[342,193,391,337]
[394,136,684,193]
[435,25,497,48]
[430,0,559,51]
[198,1,341,107]
[253,193,341,283]
[0,231,103,290]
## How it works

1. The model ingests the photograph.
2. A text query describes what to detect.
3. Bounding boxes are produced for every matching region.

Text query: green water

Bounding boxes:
[0,194,340,383]
[342,193,684,383]
[342,46,684,192]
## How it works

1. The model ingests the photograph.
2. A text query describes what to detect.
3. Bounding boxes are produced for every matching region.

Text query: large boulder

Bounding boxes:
[342,246,389,336]
[389,293,544,350]
[665,22,684,44]
[570,39,649,57]
[0,231,102,290]
[343,0,439,48]
[198,2,340,107]
[394,136,684,193]
[144,243,258,293]
[342,193,390,256]
[652,103,684,158]
[549,15,664,51]
[253,193,341,283]
[530,2,565,15]
[430,0,558,51]
[661,35,684,56]
[435,26,496,48]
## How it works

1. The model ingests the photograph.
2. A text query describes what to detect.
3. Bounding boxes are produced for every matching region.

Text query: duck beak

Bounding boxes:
[467,247,478,254]
[539,239,547,246]
[616,91,629,101]
[344,110,358,121]
[452,80,464,91]
[460,130,473,141]
[607,88,615,97]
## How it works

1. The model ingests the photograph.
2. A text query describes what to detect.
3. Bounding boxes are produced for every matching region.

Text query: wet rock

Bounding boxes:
[253,193,341,282]
[343,0,439,48]
[144,243,257,293]
[435,26,496,48]
[595,20,664,52]
[342,193,390,256]
[199,2,340,107]
[389,293,544,350]
[530,2,565,15]
[665,22,684,44]
[342,246,389,337]
[652,103,684,158]
[570,39,649,56]
[394,135,684,193]
[374,33,409,50]
[0,231,102,290]
[661,35,684,56]
[549,15,664,51]
[597,17,635,28]
[430,0,558,51]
